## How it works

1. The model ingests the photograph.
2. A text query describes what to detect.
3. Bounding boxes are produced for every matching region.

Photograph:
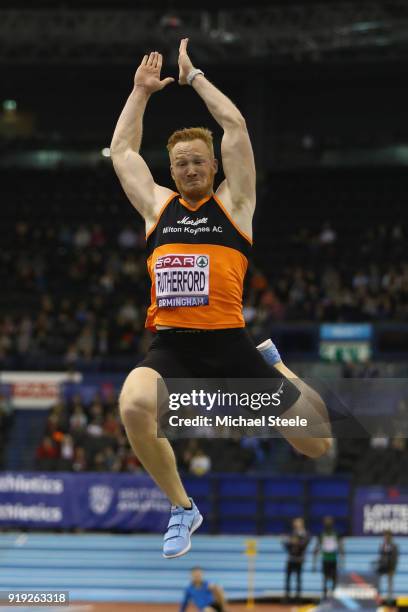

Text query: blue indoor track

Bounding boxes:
[0,533,407,603]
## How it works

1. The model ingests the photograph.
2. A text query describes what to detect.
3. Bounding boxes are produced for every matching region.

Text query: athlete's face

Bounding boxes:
[384,531,392,542]
[170,139,218,201]
[191,568,203,585]
[323,517,333,530]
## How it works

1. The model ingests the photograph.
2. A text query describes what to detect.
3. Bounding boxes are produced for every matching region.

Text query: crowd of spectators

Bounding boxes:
[245,221,408,329]
[1,216,407,370]
[33,392,328,476]
[34,391,264,474]
[1,167,407,371]
[35,392,141,473]
[33,391,408,485]
[0,219,149,365]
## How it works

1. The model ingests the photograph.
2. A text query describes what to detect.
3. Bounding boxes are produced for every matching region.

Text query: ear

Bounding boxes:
[212,158,219,174]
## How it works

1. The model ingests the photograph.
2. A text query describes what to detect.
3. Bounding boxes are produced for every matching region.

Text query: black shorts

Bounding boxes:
[287,560,302,574]
[323,559,337,579]
[137,328,300,413]
[208,603,223,612]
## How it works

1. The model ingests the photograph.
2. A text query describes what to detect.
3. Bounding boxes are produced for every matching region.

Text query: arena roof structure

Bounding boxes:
[0,2,407,65]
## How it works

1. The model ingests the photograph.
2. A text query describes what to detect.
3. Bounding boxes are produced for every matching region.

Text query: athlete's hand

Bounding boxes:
[178,38,194,85]
[134,51,174,94]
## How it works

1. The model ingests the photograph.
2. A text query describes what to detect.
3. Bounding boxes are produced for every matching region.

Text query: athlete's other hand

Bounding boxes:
[178,38,194,85]
[134,52,174,94]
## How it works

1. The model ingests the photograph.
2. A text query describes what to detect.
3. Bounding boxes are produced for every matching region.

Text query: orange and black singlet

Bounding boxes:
[145,192,252,331]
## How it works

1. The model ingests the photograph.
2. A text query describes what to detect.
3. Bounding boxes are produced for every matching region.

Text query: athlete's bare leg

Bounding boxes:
[257,340,332,457]
[119,366,190,507]
[275,360,332,458]
[211,585,229,610]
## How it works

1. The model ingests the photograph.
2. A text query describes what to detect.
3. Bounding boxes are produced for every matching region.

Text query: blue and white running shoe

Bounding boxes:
[163,497,203,559]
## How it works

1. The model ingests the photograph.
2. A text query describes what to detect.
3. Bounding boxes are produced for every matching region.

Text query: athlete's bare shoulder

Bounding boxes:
[215,179,254,241]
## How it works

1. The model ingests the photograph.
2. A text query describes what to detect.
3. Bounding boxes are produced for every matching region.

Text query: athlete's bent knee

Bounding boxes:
[119,373,157,430]
[211,585,224,597]
[310,437,332,458]
[120,399,154,431]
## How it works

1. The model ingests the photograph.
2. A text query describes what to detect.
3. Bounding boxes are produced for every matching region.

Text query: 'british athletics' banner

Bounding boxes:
[0,473,169,531]
[353,486,408,535]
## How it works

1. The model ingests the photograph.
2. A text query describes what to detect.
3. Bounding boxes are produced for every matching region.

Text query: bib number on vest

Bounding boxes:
[155,254,209,307]
[322,535,338,552]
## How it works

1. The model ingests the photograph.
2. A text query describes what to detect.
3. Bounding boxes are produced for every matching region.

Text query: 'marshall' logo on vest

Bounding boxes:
[177,216,208,226]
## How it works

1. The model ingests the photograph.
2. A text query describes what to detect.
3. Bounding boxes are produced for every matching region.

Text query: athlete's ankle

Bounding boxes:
[172,498,192,510]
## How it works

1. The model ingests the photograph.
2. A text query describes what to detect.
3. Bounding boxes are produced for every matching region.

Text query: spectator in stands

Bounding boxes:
[313,516,344,600]
[90,224,106,248]
[72,446,87,472]
[118,225,139,249]
[74,225,91,249]
[189,447,211,477]
[180,567,229,612]
[89,399,104,421]
[0,324,12,360]
[87,417,104,437]
[179,439,199,472]
[69,403,88,435]
[104,446,122,472]
[58,434,75,471]
[64,343,80,367]
[319,221,336,245]
[392,398,408,437]
[376,530,398,604]
[281,517,311,601]
[93,451,108,471]
[76,324,95,359]
[117,298,139,325]
[35,436,59,471]
[123,448,142,473]
[45,412,65,451]
[370,428,389,450]
[103,410,121,439]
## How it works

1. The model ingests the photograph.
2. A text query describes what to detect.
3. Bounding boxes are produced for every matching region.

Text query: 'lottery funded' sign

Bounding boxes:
[353,486,408,535]
[0,473,168,530]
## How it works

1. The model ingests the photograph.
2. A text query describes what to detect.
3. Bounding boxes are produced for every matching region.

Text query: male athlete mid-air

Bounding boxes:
[111,38,332,558]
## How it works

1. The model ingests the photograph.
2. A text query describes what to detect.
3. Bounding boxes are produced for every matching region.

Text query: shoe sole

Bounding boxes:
[162,513,203,559]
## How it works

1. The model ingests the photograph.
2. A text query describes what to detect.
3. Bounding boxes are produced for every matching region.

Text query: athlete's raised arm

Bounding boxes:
[178,38,256,214]
[110,52,175,224]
